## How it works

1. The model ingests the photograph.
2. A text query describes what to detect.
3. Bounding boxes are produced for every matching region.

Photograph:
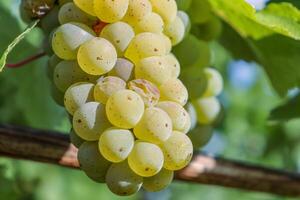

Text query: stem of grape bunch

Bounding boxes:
[6,51,46,68]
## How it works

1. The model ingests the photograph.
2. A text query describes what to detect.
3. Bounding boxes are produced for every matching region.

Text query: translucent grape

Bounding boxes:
[73,102,111,141]
[94,0,129,23]
[159,79,188,106]
[186,103,197,130]
[163,54,180,78]
[160,33,172,53]
[108,58,134,82]
[188,0,212,24]
[47,54,61,79]
[128,79,160,107]
[188,125,213,149]
[149,0,177,24]
[135,56,172,86]
[77,37,117,75]
[128,141,164,177]
[164,16,185,46]
[177,10,191,35]
[52,23,95,60]
[64,82,94,115]
[99,128,134,163]
[74,0,96,16]
[123,0,152,23]
[124,33,167,64]
[157,101,191,134]
[106,90,144,129]
[134,12,164,34]
[143,169,174,192]
[70,129,85,148]
[78,142,111,183]
[202,68,223,97]
[160,131,193,170]
[106,162,143,196]
[94,76,126,104]
[100,22,135,56]
[133,107,172,143]
[192,97,221,125]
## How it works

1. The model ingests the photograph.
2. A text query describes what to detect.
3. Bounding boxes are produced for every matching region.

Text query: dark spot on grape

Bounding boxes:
[145,167,149,171]
[77,119,82,123]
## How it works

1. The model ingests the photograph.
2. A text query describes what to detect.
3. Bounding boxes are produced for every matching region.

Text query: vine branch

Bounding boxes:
[0,124,300,197]
[6,51,47,68]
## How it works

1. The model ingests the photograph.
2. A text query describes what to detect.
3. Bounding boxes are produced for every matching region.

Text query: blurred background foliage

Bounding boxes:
[0,0,300,199]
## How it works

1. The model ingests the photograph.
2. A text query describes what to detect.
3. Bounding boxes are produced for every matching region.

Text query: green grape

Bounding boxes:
[77,37,117,75]
[160,131,193,170]
[186,102,197,130]
[99,127,135,163]
[52,23,95,60]
[106,162,143,196]
[192,16,222,41]
[73,102,111,141]
[106,90,144,129]
[159,79,188,106]
[175,0,192,11]
[70,129,85,148]
[163,54,180,78]
[135,56,172,86]
[156,101,191,134]
[160,33,172,53]
[143,168,174,192]
[202,68,223,97]
[128,141,164,177]
[47,54,61,80]
[123,0,152,23]
[188,125,213,149]
[50,82,64,106]
[164,16,185,46]
[133,12,164,34]
[188,0,212,24]
[177,10,191,36]
[128,79,160,107]
[133,107,172,143]
[78,142,111,183]
[172,34,211,69]
[40,6,60,33]
[149,0,177,24]
[53,60,97,92]
[64,82,94,115]
[94,0,129,23]
[100,22,135,56]
[125,33,167,64]
[74,0,96,16]
[108,58,134,82]
[21,0,55,19]
[192,97,221,125]
[58,2,97,25]
[94,76,126,104]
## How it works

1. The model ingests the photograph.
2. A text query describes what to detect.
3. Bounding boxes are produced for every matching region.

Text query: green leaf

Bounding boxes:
[0,19,39,72]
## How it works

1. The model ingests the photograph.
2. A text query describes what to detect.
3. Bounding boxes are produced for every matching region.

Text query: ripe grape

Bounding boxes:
[186,103,197,130]
[106,162,143,196]
[133,107,172,143]
[160,33,172,53]
[94,0,129,23]
[73,0,95,16]
[159,79,188,106]
[73,102,111,141]
[143,169,174,192]
[69,129,85,148]
[99,127,135,163]
[108,58,134,82]
[163,54,180,78]
[149,0,177,24]
[160,131,193,170]
[106,90,144,129]
[78,142,111,183]
[123,0,152,23]
[133,12,164,34]
[192,97,221,125]
[202,68,224,97]
[177,10,191,35]
[164,16,185,46]
[77,37,117,75]
[128,141,164,177]
[188,125,213,149]
[188,0,212,24]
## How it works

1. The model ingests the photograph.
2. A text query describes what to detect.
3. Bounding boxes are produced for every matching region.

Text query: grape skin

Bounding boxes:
[123,0,152,23]
[133,12,164,34]
[202,68,224,97]
[159,78,188,106]
[188,125,214,149]
[164,15,185,46]
[70,129,85,148]
[74,0,96,16]
[149,0,177,24]
[94,0,129,23]
[108,58,134,82]
[143,168,174,192]
[192,97,221,125]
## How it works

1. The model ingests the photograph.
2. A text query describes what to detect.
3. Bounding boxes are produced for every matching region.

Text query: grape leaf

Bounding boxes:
[0,19,39,72]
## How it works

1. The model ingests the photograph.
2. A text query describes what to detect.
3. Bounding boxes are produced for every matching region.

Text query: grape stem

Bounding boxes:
[6,51,47,68]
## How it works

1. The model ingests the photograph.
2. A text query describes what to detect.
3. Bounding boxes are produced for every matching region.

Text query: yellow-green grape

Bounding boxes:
[128,79,160,107]
[186,102,197,130]
[192,97,221,125]
[194,16,222,41]
[134,12,164,34]
[47,54,61,79]
[188,125,213,149]
[123,0,152,23]
[149,0,177,24]
[52,23,95,60]
[143,169,174,192]
[74,0,96,16]
[94,76,126,104]
[78,142,111,183]
[157,101,191,134]
[128,141,164,177]
[160,33,172,53]
[64,82,94,115]
[106,90,144,129]
[108,58,134,82]
[133,107,172,143]
[163,54,180,78]
[50,82,64,106]
[124,33,167,64]
[99,128,134,163]
[77,37,117,75]
[159,79,188,106]
[164,16,185,46]
[58,2,97,25]
[188,0,212,24]
[135,56,172,86]
[70,129,85,148]
[160,131,193,170]
[73,102,111,141]
[53,60,98,92]
[202,68,223,97]
[94,0,129,23]
[106,162,143,196]
[177,10,191,35]
[100,22,135,56]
